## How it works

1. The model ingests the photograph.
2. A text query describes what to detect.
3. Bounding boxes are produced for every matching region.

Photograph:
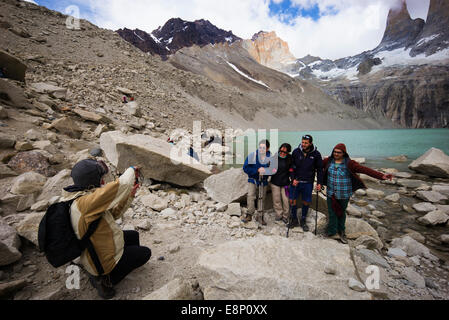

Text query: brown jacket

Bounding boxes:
[62,167,135,276]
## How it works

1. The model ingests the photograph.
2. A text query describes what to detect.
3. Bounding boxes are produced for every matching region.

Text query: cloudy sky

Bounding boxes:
[26,0,430,60]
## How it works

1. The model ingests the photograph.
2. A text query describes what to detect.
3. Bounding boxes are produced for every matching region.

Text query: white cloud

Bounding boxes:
[75,0,430,60]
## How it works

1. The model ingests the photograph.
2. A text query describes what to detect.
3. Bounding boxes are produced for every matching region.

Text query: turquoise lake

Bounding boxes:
[228,129,449,171]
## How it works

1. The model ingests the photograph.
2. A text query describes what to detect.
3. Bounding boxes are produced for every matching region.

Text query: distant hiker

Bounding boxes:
[288,135,323,232]
[323,143,393,244]
[122,96,128,103]
[242,139,273,225]
[62,159,151,299]
[270,143,293,223]
[130,96,135,101]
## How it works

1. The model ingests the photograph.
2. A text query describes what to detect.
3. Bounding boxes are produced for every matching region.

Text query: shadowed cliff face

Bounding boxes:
[378,0,425,51]
[117,18,240,57]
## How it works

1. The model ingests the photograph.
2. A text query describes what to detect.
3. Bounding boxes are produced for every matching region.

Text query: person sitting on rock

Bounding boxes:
[242,139,274,225]
[62,159,151,299]
[122,96,128,103]
[322,143,393,244]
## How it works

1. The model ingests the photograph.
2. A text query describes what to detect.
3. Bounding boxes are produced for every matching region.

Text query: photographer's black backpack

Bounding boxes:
[38,199,104,275]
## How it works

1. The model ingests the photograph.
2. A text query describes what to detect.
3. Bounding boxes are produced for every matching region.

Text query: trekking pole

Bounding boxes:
[286,196,291,238]
[258,174,263,223]
[315,188,319,236]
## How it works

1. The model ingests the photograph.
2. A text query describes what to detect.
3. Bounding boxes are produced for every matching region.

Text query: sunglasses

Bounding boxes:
[333,151,343,154]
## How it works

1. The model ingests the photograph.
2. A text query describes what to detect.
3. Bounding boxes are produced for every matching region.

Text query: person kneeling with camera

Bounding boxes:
[62,159,151,299]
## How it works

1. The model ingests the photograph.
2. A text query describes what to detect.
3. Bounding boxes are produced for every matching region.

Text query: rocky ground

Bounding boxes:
[1,0,449,301]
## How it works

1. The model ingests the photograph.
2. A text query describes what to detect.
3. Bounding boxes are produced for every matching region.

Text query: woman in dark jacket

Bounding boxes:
[270,143,293,223]
[322,143,393,244]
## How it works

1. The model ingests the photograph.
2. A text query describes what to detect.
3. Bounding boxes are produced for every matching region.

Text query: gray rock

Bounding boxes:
[355,189,366,196]
[412,202,437,214]
[0,163,18,179]
[143,278,200,300]
[416,191,447,204]
[409,148,449,178]
[89,148,103,157]
[16,212,45,247]
[391,236,437,260]
[15,141,33,151]
[0,50,27,82]
[140,193,168,211]
[100,131,211,187]
[160,208,177,219]
[197,235,371,299]
[50,117,83,139]
[356,248,390,269]
[440,235,449,245]
[402,267,426,288]
[0,218,22,266]
[346,218,383,249]
[10,172,46,195]
[136,220,152,231]
[394,172,412,178]
[432,184,449,197]
[346,204,362,217]
[385,193,401,202]
[396,179,428,189]
[169,244,180,253]
[0,106,8,119]
[417,210,449,226]
[0,79,32,109]
[0,132,16,149]
[122,224,135,231]
[372,210,386,218]
[30,82,67,99]
[348,278,366,292]
[225,203,241,217]
[204,167,248,204]
[387,247,407,258]
[366,188,385,199]
[387,155,408,162]
[36,169,72,201]
[0,279,28,299]
[352,235,380,250]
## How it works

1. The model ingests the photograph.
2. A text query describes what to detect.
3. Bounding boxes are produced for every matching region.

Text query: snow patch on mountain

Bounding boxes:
[226,61,271,89]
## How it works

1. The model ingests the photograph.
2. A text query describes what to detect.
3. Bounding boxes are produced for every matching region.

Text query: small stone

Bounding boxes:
[348,278,366,292]
[385,193,401,202]
[324,265,337,275]
[153,239,162,244]
[122,224,135,231]
[157,256,165,261]
[387,247,407,258]
[169,244,180,253]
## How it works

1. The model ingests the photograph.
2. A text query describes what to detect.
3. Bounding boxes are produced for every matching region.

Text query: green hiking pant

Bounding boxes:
[326,196,350,236]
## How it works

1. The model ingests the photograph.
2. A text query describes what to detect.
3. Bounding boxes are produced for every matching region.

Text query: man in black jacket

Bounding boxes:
[288,135,323,231]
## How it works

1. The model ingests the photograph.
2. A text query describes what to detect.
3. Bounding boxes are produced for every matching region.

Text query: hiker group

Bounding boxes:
[242,135,393,243]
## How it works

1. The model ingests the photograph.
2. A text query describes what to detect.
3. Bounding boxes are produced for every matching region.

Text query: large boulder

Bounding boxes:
[409,148,449,178]
[49,117,83,139]
[100,131,212,187]
[73,107,111,124]
[30,82,67,100]
[36,169,72,202]
[391,236,437,260]
[0,218,22,266]
[0,50,27,82]
[196,235,371,300]
[10,171,46,195]
[415,191,447,204]
[432,184,449,197]
[396,179,428,189]
[417,210,449,226]
[203,168,248,204]
[0,79,32,109]
[16,212,44,247]
[7,151,54,177]
[412,202,437,214]
[345,218,383,249]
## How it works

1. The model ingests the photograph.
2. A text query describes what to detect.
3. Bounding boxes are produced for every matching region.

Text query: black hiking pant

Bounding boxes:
[109,230,151,285]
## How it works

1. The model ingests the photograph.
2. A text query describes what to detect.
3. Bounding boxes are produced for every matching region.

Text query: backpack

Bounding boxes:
[38,199,104,275]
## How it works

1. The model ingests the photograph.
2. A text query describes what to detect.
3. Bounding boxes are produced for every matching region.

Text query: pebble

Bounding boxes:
[157,256,165,261]
[348,278,366,292]
[169,244,180,253]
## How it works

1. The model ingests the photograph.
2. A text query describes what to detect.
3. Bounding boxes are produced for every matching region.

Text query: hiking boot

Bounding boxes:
[339,232,348,244]
[282,217,288,224]
[256,214,267,226]
[300,219,309,232]
[89,274,115,300]
[287,218,299,228]
[275,216,282,222]
[241,214,252,223]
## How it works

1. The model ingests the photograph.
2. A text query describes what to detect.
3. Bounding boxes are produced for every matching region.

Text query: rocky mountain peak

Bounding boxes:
[378,0,425,51]
[410,0,449,56]
[117,18,240,57]
[242,30,296,70]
